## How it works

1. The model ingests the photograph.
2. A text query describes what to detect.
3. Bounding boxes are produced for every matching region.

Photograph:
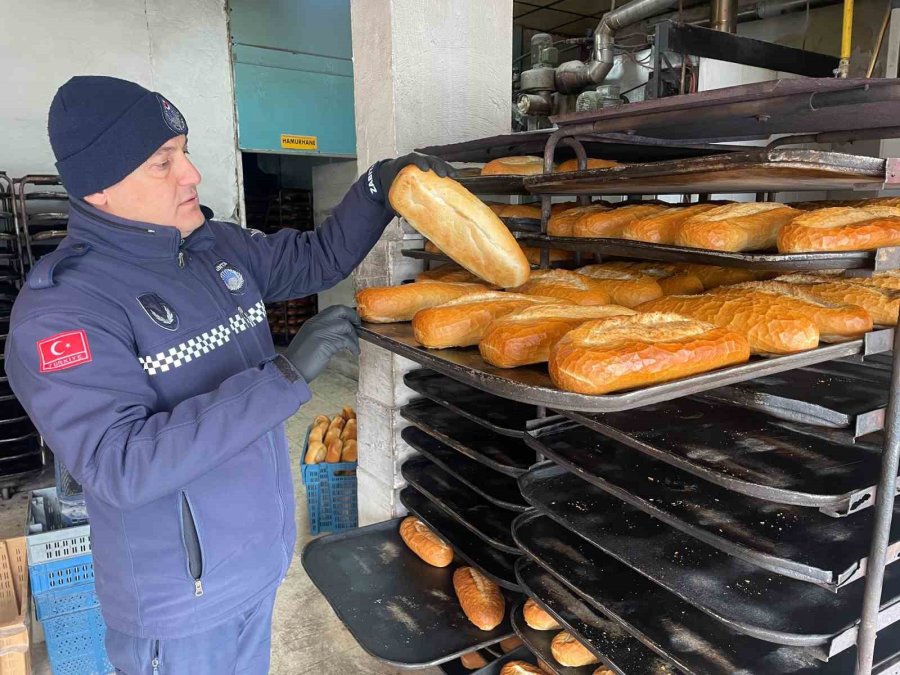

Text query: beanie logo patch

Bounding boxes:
[157,95,187,134]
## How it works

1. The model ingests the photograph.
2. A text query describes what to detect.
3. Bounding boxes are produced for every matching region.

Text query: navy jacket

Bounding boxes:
[6,166,392,638]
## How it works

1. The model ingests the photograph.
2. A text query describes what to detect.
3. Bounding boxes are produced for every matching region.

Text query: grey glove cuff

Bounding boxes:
[270,354,304,385]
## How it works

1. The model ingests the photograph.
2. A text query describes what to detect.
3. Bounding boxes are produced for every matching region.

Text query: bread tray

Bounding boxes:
[456,176,530,195]
[399,485,521,591]
[514,561,677,675]
[519,462,900,591]
[401,248,578,271]
[360,322,889,413]
[510,602,596,675]
[301,518,517,668]
[439,645,535,675]
[513,513,900,667]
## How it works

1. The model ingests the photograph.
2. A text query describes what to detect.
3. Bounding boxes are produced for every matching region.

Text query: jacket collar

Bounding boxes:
[67,199,216,262]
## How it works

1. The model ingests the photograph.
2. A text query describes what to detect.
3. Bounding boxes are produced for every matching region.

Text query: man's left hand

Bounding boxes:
[378,152,457,195]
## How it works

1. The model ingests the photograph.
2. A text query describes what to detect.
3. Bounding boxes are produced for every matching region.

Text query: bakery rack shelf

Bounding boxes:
[510,603,597,675]
[301,518,516,668]
[439,645,537,675]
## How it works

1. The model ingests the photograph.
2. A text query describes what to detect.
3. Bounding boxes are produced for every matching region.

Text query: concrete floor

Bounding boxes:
[0,366,441,675]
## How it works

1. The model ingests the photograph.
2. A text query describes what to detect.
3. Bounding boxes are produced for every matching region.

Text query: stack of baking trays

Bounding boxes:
[15,174,69,271]
[303,78,900,674]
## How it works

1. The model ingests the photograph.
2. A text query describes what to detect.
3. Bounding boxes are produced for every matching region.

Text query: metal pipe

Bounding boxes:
[838,0,855,77]
[711,0,739,31]
[639,0,841,31]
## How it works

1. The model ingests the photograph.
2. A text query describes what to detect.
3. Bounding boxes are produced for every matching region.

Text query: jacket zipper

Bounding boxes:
[179,491,204,598]
[152,639,160,675]
[266,432,290,577]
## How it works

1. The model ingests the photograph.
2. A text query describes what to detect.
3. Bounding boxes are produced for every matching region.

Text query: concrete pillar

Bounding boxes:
[350,0,513,525]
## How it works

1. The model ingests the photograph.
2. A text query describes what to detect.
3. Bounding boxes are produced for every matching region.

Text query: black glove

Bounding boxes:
[284,305,361,383]
[378,152,457,196]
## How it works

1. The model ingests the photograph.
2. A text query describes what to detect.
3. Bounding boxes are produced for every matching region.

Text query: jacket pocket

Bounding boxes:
[178,491,205,598]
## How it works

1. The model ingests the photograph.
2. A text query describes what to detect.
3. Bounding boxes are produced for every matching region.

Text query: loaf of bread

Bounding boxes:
[342,406,356,420]
[482,156,548,176]
[389,167,531,288]
[676,202,800,251]
[548,204,609,237]
[313,415,329,427]
[574,265,664,307]
[497,204,542,219]
[500,662,545,675]
[550,632,599,667]
[304,440,326,465]
[549,313,750,394]
[555,158,619,172]
[453,567,505,630]
[551,202,581,214]
[308,422,326,444]
[460,651,488,669]
[523,597,561,630]
[773,274,900,325]
[856,271,900,291]
[325,438,343,463]
[637,293,820,355]
[412,292,560,348]
[480,304,635,368]
[340,439,358,462]
[622,203,721,244]
[777,206,900,252]
[672,263,759,290]
[593,668,614,675]
[582,261,704,296]
[357,281,490,323]
[513,270,613,306]
[500,636,523,652]
[324,428,341,446]
[340,418,357,441]
[416,265,484,284]
[399,516,453,567]
[573,203,669,238]
[521,246,576,265]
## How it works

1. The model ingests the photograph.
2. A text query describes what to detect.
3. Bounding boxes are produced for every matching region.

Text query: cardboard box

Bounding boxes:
[0,538,29,675]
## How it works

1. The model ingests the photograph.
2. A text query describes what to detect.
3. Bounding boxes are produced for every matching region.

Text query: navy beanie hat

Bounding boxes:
[48,76,189,198]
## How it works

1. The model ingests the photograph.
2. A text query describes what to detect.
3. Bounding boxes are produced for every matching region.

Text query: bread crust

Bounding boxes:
[773,275,900,325]
[453,566,505,630]
[574,265,664,307]
[672,263,759,290]
[513,270,613,306]
[555,158,619,172]
[389,167,531,287]
[580,261,703,296]
[499,662,545,675]
[573,204,669,238]
[778,206,900,252]
[549,312,750,394]
[548,204,610,237]
[523,597,561,630]
[550,631,600,667]
[399,516,453,567]
[357,281,489,323]
[676,202,800,251]
[622,203,720,244]
[460,652,489,669]
[481,156,547,176]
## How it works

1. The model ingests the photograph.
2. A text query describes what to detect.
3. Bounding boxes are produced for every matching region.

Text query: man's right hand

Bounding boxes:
[284,305,360,383]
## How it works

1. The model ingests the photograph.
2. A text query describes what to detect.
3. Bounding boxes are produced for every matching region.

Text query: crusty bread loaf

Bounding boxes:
[676,202,800,252]
[453,567,505,630]
[555,158,619,172]
[574,265,664,307]
[342,406,356,420]
[497,204,542,219]
[313,415,330,427]
[329,415,345,430]
[548,204,610,237]
[522,246,576,265]
[340,418,357,441]
[549,313,750,394]
[523,597,561,630]
[773,275,900,325]
[550,632,600,667]
[480,304,635,368]
[399,516,453,567]
[672,263,759,290]
[500,636,524,652]
[460,652,488,669]
[551,202,581,214]
[622,203,721,244]
[716,282,873,341]
[482,156,548,176]
[416,265,484,284]
[340,439,358,462]
[304,440,327,465]
[325,438,343,463]
[637,293,820,355]
[324,428,341,446]
[593,668,614,675]
[500,662,545,675]
[412,292,560,348]
[778,206,900,252]
[573,204,669,238]
[581,261,703,296]
[389,167,530,287]
[357,281,490,323]
[513,270,613,306]
[308,422,326,444]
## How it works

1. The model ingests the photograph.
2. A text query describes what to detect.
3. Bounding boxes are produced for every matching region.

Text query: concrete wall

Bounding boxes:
[0,0,241,221]
[313,160,360,310]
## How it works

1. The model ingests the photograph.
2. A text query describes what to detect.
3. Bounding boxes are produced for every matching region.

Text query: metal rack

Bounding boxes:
[14,175,69,271]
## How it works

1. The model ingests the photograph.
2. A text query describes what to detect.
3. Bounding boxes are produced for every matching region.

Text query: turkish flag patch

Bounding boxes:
[37,330,92,373]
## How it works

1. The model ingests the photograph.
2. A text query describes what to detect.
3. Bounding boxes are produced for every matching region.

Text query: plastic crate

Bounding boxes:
[299,425,358,536]
[42,605,113,675]
[30,554,98,620]
[25,488,91,565]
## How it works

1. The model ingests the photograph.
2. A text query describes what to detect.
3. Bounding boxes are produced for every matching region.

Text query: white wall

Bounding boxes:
[0,0,241,221]
[313,159,359,310]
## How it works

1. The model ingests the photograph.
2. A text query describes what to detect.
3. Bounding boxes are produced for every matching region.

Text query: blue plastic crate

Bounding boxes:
[30,553,98,621]
[300,424,358,536]
[42,605,113,675]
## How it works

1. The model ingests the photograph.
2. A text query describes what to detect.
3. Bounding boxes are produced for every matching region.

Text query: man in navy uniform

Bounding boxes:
[6,76,453,674]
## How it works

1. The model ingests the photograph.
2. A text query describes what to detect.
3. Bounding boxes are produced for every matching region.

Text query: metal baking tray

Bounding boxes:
[553,396,894,516]
[401,399,536,477]
[516,233,893,272]
[300,518,515,668]
[456,176,530,195]
[402,426,529,511]
[514,513,900,666]
[519,462,900,590]
[404,369,562,438]
[515,561,679,675]
[361,323,879,414]
[510,602,596,675]
[401,456,522,554]
[399,485,520,591]
[702,360,890,436]
[439,646,535,675]
[401,248,576,271]
[515,472,900,651]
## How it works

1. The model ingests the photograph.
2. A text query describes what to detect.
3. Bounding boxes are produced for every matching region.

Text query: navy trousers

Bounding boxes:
[106,591,277,674]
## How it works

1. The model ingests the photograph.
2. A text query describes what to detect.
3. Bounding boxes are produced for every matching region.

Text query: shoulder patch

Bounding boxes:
[37,330,92,372]
[137,293,179,331]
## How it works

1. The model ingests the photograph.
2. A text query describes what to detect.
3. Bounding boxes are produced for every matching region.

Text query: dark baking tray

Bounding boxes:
[301,518,514,668]
[440,645,535,675]
[702,360,890,436]
[554,396,893,515]
[515,560,679,675]
[401,456,522,553]
[404,369,562,438]
[511,602,596,675]
[401,399,535,477]
[515,470,900,649]
[457,176,530,195]
[402,426,529,511]
[401,248,575,271]
[399,485,520,591]
[361,322,876,414]
[519,462,900,590]
[513,513,900,666]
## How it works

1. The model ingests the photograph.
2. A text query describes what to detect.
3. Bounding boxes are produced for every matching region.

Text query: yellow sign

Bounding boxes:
[280,134,318,151]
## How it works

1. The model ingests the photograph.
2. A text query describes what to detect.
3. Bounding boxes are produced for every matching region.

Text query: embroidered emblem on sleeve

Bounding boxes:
[37,330,92,373]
